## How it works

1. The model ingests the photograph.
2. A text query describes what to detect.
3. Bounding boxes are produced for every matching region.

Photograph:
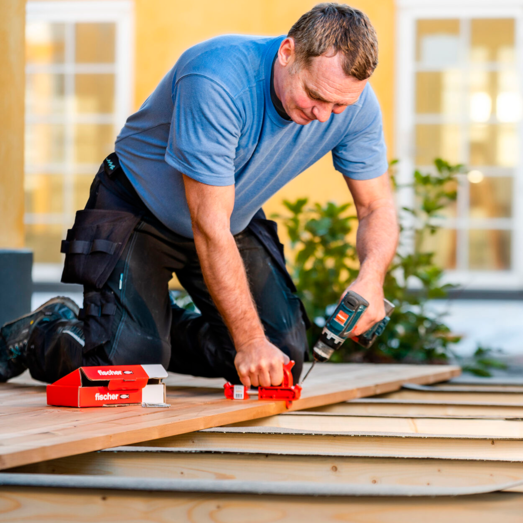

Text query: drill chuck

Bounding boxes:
[312,340,335,362]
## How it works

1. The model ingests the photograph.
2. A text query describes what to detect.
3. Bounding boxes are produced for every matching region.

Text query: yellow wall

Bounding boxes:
[134,0,395,218]
[0,0,26,248]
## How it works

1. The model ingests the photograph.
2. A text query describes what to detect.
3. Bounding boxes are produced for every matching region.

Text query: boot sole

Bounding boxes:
[2,296,80,329]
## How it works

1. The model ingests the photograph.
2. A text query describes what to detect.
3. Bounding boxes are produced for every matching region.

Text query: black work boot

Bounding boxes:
[0,297,80,382]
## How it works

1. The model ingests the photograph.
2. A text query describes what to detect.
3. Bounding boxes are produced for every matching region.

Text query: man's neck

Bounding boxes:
[271,55,291,121]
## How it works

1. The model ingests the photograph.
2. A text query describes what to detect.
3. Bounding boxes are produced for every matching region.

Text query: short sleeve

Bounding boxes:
[332,85,388,181]
[166,74,242,186]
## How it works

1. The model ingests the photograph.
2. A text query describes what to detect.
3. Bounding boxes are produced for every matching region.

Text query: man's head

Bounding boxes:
[274,3,378,125]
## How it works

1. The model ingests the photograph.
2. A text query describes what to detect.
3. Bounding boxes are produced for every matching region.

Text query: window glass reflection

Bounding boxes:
[74,74,115,114]
[469,229,511,270]
[469,124,517,167]
[416,71,461,115]
[421,228,457,270]
[26,73,65,116]
[416,20,460,66]
[74,175,95,211]
[469,70,521,123]
[74,124,115,164]
[469,176,513,219]
[25,124,65,166]
[24,174,64,215]
[25,224,64,264]
[26,22,65,64]
[470,19,515,63]
[415,124,461,165]
[75,23,115,63]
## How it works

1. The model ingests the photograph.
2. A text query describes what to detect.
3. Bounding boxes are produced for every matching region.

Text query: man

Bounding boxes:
[0,3,398,387]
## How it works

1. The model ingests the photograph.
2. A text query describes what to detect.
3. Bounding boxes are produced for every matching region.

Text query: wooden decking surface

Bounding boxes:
[0,363,459,470]
[5,379,523,522]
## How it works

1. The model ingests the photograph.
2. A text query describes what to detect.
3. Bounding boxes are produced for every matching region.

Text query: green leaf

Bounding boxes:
[462,366,492,377]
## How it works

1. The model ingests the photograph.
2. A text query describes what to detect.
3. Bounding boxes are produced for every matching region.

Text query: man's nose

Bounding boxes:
[312,105,331,123]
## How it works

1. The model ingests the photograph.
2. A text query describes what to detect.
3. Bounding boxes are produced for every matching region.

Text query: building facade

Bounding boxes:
[20,0,523,295]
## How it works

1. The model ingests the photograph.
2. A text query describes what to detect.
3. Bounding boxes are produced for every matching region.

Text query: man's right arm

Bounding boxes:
[182,174,289,388]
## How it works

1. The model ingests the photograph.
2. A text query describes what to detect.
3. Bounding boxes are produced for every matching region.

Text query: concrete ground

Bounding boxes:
[428,299,523,357]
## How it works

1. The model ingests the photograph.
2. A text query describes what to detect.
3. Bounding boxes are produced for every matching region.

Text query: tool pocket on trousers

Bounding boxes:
[61,209,141,289]
[80,290,116,352]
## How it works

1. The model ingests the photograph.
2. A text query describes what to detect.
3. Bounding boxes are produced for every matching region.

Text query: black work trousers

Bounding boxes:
[26,159,309,384]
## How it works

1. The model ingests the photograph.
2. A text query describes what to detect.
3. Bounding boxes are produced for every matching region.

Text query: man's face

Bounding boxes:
[275,39,368,125]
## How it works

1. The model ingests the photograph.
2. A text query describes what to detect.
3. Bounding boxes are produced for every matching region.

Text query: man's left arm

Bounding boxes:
[344,171,398,336]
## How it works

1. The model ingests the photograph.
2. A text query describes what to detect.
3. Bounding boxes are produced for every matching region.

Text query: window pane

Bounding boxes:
[469,70,521,123]
[25,174,64,215]
[25,224,64,264]
[469,124,517,167]
[416,71,461,115]
[25,124,65,166]
[26,22,65,64]
[416,20,460,66]
[469,176,513,219]
[469,229,511,270]
[471,19,515,64]
[415,124,461,165]
[421,228,457,270]
[74,175,95,210]
[75,23,115,63]
[74,124,115,163]
[26,73,65,116]
[75,74,115,113]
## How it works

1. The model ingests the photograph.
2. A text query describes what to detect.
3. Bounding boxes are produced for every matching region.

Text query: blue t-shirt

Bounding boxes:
[115,35,388,239]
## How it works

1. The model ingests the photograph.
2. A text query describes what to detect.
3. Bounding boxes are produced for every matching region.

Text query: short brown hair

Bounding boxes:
[288,3,378,80]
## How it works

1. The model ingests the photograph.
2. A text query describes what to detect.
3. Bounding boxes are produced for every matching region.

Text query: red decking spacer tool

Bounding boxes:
[224,360,302,409]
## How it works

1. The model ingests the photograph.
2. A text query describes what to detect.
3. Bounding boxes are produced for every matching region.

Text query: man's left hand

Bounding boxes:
[344,278,385,337]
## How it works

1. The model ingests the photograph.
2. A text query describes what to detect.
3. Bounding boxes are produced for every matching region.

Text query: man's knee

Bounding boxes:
[109,328,171,369]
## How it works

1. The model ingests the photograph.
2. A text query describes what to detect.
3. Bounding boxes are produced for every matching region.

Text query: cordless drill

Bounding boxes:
[301,290,395,383]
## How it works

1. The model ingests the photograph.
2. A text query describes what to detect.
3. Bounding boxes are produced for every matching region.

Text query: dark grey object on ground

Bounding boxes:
[0,250,33,326]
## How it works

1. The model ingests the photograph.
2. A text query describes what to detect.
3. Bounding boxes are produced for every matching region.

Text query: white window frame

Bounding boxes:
[396,0,523,290]
[26,1,134,282]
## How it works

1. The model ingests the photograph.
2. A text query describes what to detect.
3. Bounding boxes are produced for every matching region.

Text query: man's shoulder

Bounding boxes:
[174,35,279,98]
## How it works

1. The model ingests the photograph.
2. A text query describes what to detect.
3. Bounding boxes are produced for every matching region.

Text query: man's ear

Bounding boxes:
[278,37,296,68]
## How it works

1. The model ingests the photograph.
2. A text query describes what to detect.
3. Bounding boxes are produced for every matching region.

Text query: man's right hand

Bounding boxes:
[234,338,290,388]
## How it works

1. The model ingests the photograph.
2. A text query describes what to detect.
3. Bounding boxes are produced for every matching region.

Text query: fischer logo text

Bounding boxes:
[97,370,122,376]
[95,393,120,401]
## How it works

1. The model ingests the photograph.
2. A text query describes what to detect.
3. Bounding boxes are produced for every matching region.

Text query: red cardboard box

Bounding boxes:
[46,364,168,407]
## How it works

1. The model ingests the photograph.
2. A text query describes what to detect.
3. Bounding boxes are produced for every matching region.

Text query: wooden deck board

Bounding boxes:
[378,389,523,405]
[1,487,523,522]
[8,450,523,491]
[140,430,523,461]
[226,412,523,438]
[306,400,523,418]
[0,487,523,523]
[0,363,459,470]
